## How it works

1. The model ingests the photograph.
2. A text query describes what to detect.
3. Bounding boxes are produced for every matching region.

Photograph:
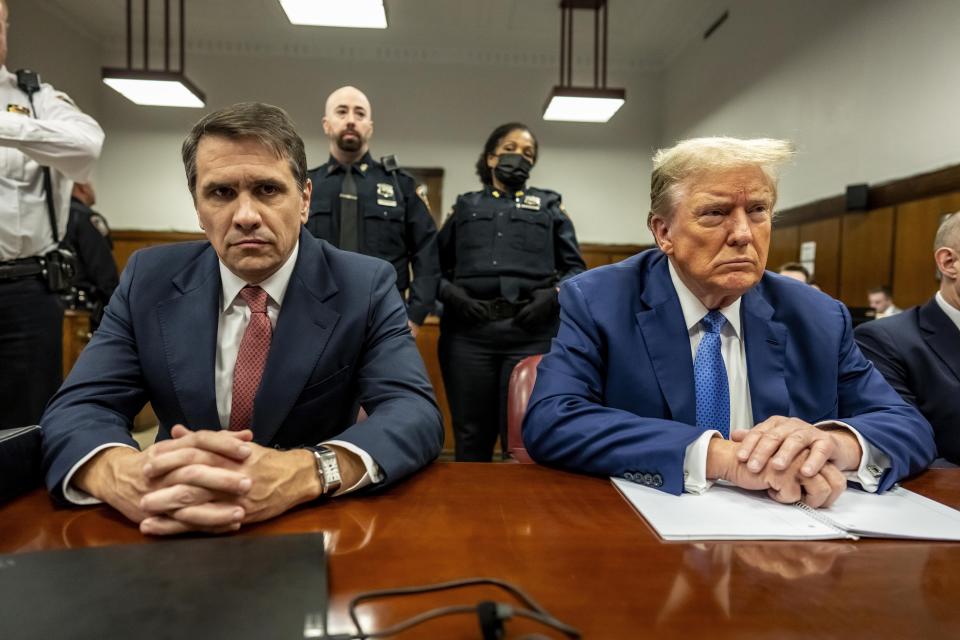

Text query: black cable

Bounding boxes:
[341,577,581,639]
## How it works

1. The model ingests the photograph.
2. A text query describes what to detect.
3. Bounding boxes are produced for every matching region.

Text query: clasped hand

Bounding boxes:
[713,416,863,508]
[81,425,320,536]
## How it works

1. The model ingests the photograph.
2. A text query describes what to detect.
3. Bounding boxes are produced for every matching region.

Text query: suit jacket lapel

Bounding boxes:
[742,286,790,422]
[157,246,221,431]
[919,298,960,382]
[635,257,697,425]
[253,230,341,445]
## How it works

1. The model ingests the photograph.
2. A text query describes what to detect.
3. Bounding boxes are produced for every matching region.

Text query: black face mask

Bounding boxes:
[493,153,533,190]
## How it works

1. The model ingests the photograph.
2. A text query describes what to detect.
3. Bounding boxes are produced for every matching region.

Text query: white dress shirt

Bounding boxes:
[63,242,380,503]
[0,66,104,261]
[935,291,960,333]
[875,304,902,319]
[670,262,890,494]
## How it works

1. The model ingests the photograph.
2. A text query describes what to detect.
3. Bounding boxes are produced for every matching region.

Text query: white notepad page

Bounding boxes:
[612,478,960,541]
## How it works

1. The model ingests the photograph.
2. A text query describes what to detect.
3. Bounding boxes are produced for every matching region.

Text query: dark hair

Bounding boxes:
[778,262,810,283]
[868,286,893,297]
[474,122,539,186]
[181,102,307,198]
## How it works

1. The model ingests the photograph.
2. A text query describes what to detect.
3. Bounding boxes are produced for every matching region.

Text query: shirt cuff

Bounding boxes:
[683,430,721,494]
[814,420,890,492]
[323,440,382,496]
[61,442,139,505]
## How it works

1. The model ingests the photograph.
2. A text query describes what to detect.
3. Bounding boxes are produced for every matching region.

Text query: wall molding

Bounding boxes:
[775,163,960,227]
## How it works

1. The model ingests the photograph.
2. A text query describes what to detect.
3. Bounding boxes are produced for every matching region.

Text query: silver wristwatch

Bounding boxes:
[306,445,341,496]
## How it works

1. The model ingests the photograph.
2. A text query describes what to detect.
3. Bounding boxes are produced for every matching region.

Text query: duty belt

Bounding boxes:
[0,256,45,281]
[481,298,527,321]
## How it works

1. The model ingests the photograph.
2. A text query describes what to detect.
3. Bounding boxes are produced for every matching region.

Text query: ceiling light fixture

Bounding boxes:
[102,0,206,108]
[543,0,625,123]
[279,0,388,29]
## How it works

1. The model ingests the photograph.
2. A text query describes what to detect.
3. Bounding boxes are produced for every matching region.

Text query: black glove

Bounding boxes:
[441,284,488,323]
[514,287,559,331]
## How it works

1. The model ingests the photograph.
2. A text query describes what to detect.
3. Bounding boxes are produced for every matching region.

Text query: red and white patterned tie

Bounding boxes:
[228,285,272,431]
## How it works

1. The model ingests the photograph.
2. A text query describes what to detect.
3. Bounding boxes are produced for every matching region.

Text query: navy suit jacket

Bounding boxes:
[42,228,443,498]
[855,298,960,464]
[523,249,935,494]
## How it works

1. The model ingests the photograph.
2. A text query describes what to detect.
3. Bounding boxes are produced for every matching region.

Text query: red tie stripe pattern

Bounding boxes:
[228,285,272,431]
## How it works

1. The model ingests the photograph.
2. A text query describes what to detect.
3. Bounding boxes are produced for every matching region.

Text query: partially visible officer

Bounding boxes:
[437,122,586,461]
[0,0,105,429]
[305,85,439,336]
[65,181,118,322]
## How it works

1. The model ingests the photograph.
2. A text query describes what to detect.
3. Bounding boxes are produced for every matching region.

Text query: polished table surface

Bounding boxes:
[3,463,960,638]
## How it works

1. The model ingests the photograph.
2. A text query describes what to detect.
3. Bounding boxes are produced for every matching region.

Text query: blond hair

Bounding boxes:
[648,137,795,228]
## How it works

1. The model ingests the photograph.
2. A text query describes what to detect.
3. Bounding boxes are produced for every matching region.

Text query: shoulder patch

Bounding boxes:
[415,184,432,212]
[54,92,77,108]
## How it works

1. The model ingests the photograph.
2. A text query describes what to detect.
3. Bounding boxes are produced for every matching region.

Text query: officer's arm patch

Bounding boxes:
[54,92,78,108]
[415,184,432,212]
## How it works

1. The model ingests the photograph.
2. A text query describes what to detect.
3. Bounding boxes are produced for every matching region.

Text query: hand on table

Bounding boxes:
[72,427,254,534]
[732,416,863,478]
[136,425,322,535]
[708,438,847,508]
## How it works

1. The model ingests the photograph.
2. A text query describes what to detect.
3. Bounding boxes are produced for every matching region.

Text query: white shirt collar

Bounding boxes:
[935,291,960,332]
[219,241,299,312]
[667,258,743,339]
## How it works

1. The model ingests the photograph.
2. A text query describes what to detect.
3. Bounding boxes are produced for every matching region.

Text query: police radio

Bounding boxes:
[16,69,78,292]
[379,154,405,202]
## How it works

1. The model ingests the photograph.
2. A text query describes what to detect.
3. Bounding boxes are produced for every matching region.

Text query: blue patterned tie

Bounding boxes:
[694,310,730,438]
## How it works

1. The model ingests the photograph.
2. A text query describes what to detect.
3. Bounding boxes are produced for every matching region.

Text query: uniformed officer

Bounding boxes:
[306,86,439,335]
[65,182,118,323]
[437,122,586,461]
[0,0,105,429]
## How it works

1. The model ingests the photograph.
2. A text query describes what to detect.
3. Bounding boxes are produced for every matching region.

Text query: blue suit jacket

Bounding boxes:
[523,249,935,494]
[42,228,443,498]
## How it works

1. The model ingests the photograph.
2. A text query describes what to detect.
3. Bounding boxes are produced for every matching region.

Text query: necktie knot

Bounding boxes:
[239,285,269,314]
[700,310,726,335]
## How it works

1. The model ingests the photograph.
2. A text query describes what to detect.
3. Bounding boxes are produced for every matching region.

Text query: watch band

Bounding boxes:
[305,445,342,496]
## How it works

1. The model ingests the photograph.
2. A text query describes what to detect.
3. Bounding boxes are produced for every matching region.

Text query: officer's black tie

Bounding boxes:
[339,164,359,251]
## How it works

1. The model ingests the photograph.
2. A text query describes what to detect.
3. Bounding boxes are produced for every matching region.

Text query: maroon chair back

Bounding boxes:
[506,354,543,463]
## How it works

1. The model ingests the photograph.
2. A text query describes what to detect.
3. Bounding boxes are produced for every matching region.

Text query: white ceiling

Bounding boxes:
[44,0,730,71]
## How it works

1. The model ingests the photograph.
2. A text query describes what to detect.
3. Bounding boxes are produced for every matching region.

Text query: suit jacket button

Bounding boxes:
[653,474,663,487]
[643,473,653,485]
[624,472,635,481]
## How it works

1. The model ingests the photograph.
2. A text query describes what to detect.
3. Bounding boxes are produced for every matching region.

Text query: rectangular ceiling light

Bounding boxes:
[102,70,206,108]
[279,0,388,28]
[542,87,626,123]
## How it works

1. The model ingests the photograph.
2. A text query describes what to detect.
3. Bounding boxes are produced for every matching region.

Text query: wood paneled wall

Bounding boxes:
[771,163,960,309]
[112,230,204,273]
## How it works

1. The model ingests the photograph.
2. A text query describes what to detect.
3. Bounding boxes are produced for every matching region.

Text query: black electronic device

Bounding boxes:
[0,426,43,504]
[846,183,870,211]
[0,532,329,640]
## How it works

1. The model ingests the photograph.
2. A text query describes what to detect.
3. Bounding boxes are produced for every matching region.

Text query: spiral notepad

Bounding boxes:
[612,479,960,541]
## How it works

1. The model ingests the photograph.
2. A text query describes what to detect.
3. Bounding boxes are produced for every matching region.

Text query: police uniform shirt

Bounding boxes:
[65,196,118,300]
[0,66,104,261]
[305,152,440,324]
[438,185,586,302]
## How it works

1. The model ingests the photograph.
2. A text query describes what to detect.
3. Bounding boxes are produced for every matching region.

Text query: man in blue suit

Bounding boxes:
[523,137,935,507]
[41,103,443,535]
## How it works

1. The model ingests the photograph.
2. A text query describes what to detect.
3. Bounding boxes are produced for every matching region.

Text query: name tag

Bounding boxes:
[377,199,398,207]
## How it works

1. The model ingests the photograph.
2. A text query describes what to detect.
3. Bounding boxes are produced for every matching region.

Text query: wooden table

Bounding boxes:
[3,463,960,638]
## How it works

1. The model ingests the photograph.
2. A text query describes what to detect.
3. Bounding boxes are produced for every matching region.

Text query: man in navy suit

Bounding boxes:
[41,103,443,535]
[856,212,960,464]
[523,137,934,507]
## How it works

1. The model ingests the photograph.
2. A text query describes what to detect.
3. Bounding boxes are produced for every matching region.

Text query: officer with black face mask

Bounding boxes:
[437,122,585,461]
